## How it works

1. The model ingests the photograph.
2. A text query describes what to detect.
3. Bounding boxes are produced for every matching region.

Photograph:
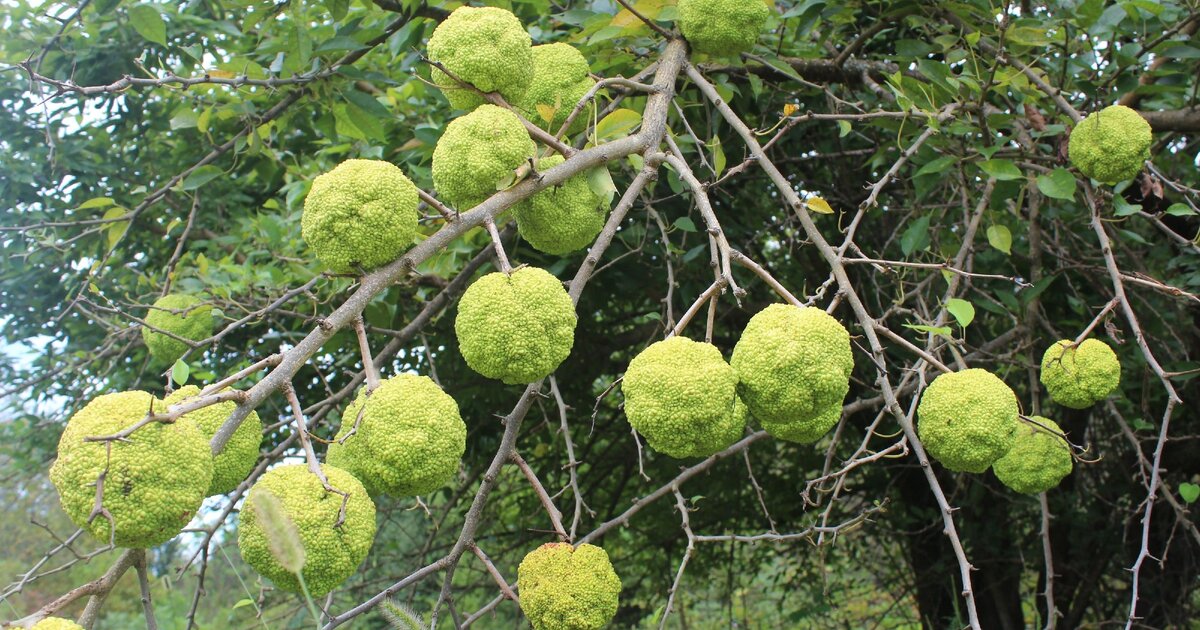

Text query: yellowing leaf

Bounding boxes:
[610,0,665,28]
[535,102,557,124]
[197,106,212,134]
[207,70,235,79]
[398,138,424,151]
[783,103,799,117]
[805,196,835,215]
[78,197,116,210]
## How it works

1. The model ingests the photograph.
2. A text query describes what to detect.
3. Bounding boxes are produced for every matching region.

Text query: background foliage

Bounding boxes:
[2,0,1199,627]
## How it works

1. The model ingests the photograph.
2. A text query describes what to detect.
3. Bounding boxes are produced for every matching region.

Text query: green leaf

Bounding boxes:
[901,216,931,256]
[197,107,212,134]
[1036,168,1077,200]
[1020,274,1057,306]
[586,167,617,207]
[232,598,256,611]
[711,137,726,178]
[342,101,385,138]
[594,109,642,142]
[1179,483,1200,504]
[1165,203,1195,217]
[170,109,199,130]
[181,165,223,191]
[836,120,852,138]
[945,298,975,328]
[1077,0,1105,27]
[103,207,130,250]
[1113,195,1142,216]
[978,159,1023,181]
[128,5,167,46]
[915,155,957,177]
[987,224,1013,255]
[325,0,349,20]
[903,323,953,337]
[1007,25,1051,47]
[171,359,190,387]
[315,36,364,53]
[673,217,697,232]
[760,55,805,83]
[79,197,116,210]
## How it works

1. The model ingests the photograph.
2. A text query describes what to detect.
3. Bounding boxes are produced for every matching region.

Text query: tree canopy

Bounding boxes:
[1,0,1199,628]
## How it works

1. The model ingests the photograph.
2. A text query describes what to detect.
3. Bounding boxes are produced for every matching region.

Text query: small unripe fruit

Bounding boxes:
[50,391,212,548]
[238,464,376,597]
[677,0,770,57]
[1068,104,1152,184]
[730,304,853,443]
[455,267,576,384]
[993,417,1073,494]
[917,369,1019,473]
[301,159,419,273]
[1040,338,1121,409]
[326,374,466,497]
[165,385,262,496]
[518,543,621,630]
[431,104,536,211]
[428,6,534,110]
[622,336,747,458]
[142,293,213,365]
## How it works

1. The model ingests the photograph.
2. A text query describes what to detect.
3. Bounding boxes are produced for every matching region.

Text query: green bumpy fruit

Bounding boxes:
[238,464,376,597]
[50,391,213,548]
[428,6,533,110]
[776,402,843,444]
[730,304,853,443]
[917,369,1019,473]
[677,0,770,56]
[141,293,213,366]
[431,104,536,211]
[1068,104,1152,184]
[165,385,262,496]
[326,374,466,497]
[31,618,85,630]
[1040,338,1121,409]
[516,43,596,135]
[518,543,621,630]
[301,159,419,274]
[622,336,747,458]
[992,417,1073,494]
[513,155,611,255]
[455,267,576,384]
